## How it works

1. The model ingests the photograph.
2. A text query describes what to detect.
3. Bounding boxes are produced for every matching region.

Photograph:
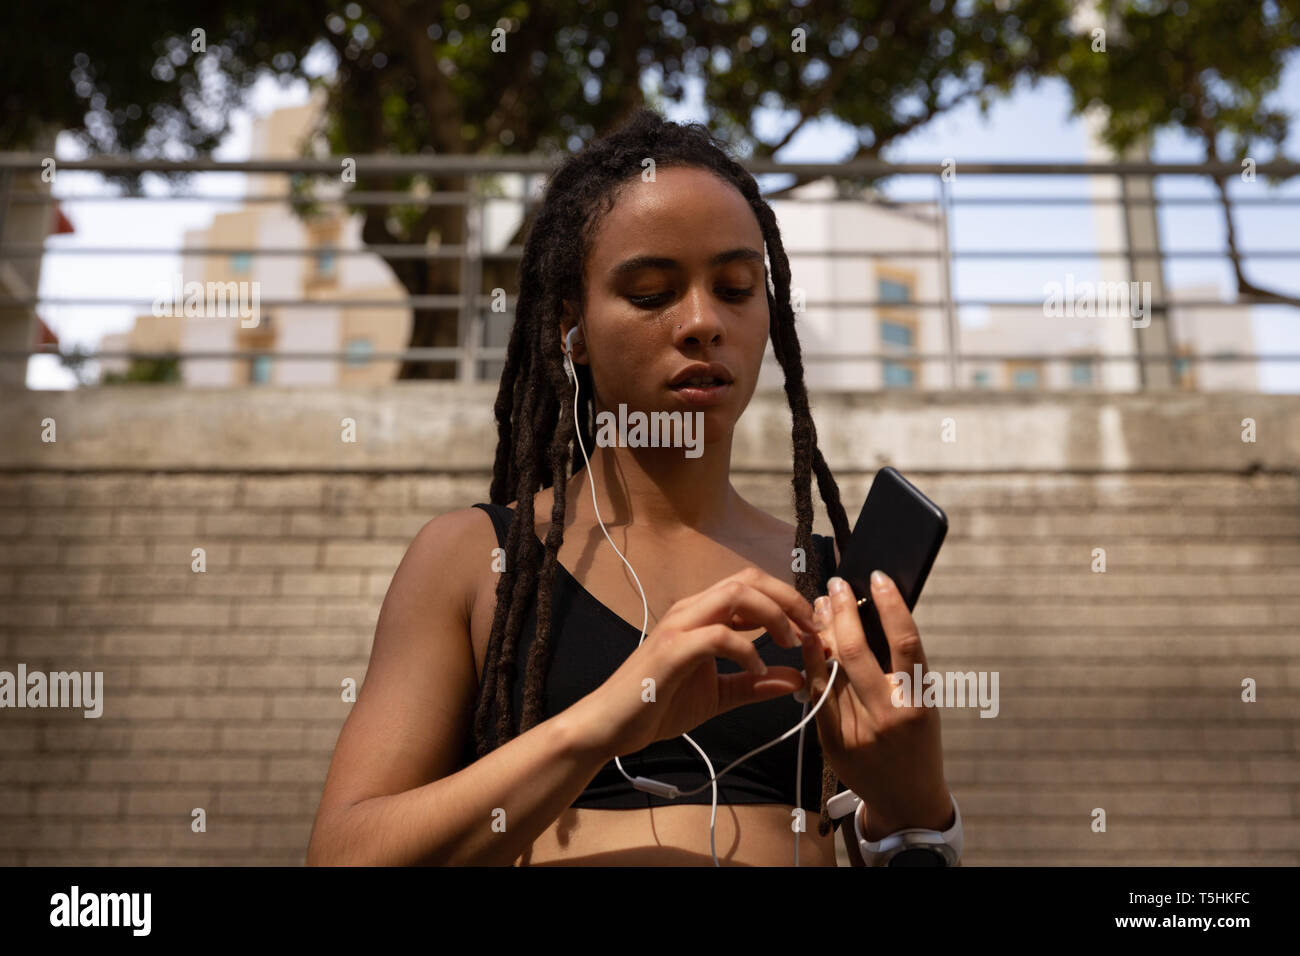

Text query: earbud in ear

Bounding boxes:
[563,327,581,383]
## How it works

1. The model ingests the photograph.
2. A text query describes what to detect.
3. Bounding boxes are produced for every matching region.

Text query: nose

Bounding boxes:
[672,282,725,349]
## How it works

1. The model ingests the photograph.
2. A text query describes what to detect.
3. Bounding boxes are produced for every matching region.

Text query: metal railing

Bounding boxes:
[1,153,1297,390]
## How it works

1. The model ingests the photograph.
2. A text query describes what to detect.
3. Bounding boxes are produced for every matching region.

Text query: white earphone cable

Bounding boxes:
[563,335,837,866]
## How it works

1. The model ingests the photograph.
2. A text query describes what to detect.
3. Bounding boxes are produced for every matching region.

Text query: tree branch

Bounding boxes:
[1196,102,1300,308]
[759,83,984,201]
[1211,172,1300,307]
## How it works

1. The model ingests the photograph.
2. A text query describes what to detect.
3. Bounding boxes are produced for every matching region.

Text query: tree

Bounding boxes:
[3,1,1297,374]
[1055,0,1300,307]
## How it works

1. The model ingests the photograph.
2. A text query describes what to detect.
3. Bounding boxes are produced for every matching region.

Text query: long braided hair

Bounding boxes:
[473,107,854,836]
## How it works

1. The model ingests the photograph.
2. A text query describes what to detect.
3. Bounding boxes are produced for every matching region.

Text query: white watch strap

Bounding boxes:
[827,788,862,821]
[852,791,962,866]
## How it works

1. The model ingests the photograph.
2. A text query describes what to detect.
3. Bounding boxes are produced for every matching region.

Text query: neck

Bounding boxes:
[569,426,742,536]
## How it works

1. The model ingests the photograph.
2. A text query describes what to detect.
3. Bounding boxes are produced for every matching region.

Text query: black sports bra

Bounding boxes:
[462,501,843,813]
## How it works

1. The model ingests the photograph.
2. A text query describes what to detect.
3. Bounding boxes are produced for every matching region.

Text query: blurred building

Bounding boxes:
[1165,283,1260,391]
[96,312,181,379]
[100,102,411,386]
[764,178,948,391]
[959,283,1257,391]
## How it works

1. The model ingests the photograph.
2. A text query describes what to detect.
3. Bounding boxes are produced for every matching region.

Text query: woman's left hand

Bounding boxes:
[798,571,953,838]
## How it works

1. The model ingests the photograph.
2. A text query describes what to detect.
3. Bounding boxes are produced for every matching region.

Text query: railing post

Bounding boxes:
[1119,156,1175,390]
[0,167,31,388]
[936,174,959,389]
[0,168,12,245]
[458,181,484,383]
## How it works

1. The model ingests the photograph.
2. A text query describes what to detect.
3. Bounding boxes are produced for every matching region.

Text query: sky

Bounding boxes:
[29,46,1300,391]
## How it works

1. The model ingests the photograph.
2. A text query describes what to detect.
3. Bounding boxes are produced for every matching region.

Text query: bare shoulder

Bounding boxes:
[399,505,502,617]
[411,503,500,551]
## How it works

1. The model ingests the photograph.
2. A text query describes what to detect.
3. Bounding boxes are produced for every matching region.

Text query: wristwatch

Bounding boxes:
[827,789,963,867]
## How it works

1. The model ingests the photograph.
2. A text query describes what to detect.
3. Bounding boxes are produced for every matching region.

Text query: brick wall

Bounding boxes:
[1,385,1297,864]
[0,471,475,864]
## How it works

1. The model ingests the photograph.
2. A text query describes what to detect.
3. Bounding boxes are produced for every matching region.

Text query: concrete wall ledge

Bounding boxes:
[2,385,1297,472]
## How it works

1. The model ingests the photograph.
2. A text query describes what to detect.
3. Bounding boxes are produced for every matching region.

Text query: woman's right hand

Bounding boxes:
[580,566,819,759]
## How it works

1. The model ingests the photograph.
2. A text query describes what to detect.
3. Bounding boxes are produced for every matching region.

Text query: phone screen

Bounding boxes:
[832,467,948,672]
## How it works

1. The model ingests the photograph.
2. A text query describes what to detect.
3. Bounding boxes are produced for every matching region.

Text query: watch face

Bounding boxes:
[886,847,948,867]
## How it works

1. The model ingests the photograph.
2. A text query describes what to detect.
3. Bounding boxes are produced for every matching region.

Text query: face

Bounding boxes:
[561,165,771,446]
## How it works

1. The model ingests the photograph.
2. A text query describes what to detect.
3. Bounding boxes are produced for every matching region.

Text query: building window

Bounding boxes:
[883,361,915,388]
[880,321,914,348]
[878,277,911,303]
[230,253,252,274]
[1012,367,1040,389]
[249,353,273,384]
[307,217,342,285]
[973,369,991,388]
[316,248,337,279]
[345,338,373,367]
[1069,360,1094,386]
[878,275,916,388]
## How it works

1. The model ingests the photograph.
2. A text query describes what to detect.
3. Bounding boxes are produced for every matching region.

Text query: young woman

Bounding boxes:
[306,109,953,866]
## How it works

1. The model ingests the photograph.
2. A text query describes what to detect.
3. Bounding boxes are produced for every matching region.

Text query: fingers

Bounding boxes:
[717,668,805,714]
[676,574,814,650]
[694,623,774,677]
[711,567,818,637]
[867,570,928,675]
[799,596,841,724]
[824,576,887,693]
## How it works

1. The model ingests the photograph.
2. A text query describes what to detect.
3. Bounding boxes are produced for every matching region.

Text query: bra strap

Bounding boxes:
[471,502,511,548]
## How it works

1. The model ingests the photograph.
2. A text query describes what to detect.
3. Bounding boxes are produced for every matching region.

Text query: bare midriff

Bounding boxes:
[516,803,839,866]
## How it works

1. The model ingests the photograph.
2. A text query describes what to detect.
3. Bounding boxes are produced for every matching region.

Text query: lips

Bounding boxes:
[668,362,735,390]
[672,376,727,389]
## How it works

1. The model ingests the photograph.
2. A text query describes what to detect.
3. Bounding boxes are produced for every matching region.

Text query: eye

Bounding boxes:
[625,287,755,309]
[626,292,671,308]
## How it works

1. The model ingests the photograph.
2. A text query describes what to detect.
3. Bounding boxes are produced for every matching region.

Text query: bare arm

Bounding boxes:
[305,507,615,866]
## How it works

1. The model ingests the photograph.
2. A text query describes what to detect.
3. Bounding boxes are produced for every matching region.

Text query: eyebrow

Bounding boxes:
[608,247,766,279]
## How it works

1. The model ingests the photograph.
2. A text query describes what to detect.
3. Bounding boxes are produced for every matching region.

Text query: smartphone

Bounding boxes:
[832,467,948,672]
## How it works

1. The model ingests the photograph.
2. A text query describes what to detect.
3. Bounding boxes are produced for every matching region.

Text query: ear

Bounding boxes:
[559,301,587,367]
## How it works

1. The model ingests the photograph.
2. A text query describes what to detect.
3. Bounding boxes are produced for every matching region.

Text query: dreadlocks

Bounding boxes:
[473,107,855,837]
